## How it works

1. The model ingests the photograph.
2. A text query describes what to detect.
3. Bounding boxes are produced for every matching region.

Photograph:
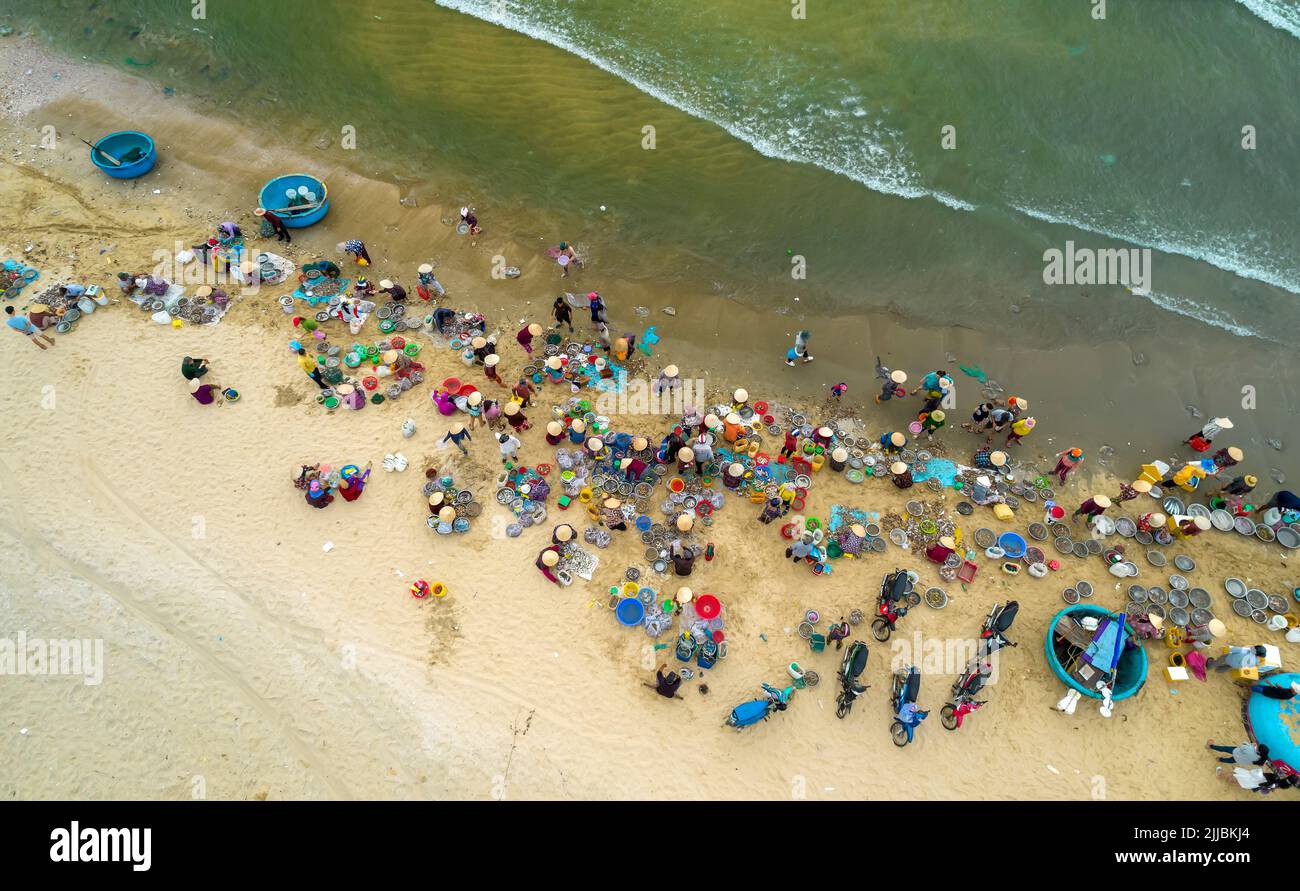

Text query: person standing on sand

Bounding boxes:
[498,433,521,465]
[876,370,906,404]
[552,296,574,333]
[1205,740,1269,767]
[1072,494,1110,522]
[296,348,327,390]
[831,382,848,401]
[460,207,481,235]
[1218,474,1257,498]
[517,322,542,355]
[1114,478,1152,504]
[254,207,291,243]
[785,330,813,366]
[416,264,446,300]
[338,239,372,266]
[1051,448,1084,484]
[1005,416,1035,446]
[1186,416,1233,452]
[5,306,54,350]
[920,409,945,441]
[442,422,472,456]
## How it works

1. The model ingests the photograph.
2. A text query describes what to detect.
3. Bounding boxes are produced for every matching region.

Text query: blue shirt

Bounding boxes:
[63,284,86,297]
[6,315,34,334]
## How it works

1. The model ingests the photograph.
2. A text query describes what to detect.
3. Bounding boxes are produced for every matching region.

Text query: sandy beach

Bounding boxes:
[1,36,1296,802]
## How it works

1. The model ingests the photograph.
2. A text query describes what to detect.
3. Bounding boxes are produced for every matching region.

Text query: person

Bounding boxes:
[5,305,55,350]
[920,409,945,441]
[1052,448,1084,484]
[586,292,607,326]
[188,377,223,405]
[378,279,407,302]
[1211,446,1243,473]
[787,530,815,563]
[297,348,327,390]
[291,316,320,337]
[1217,765,1268,792]
[830,381,848,401]
[416,263,445,300]
[779,428,800,460]
[1206,645,1266,672]
[254,207,291,243]
[517,322,542,355]
[880,431,906,454]
[644,663,683,699]
[181,356,209,380]
[460,207,480,235]
[305,479,333,509]
[602,497,628,530]
[536,547,562,584]
[691,434,714,475]
[1219,474,1258,497]
[1005,415,1035,446]
[555,242,580,277]
[483,354,505,387]
[1251,681,1300,700]
[972,446,1007,473]
[498,433,521,464]
[1258,490,1300,514]
[654,365,681,396]
[503,401,529,432]
[671,543,696,577]
[1072,494,1110,522]
[1115,478,1151,504]
[785,330,813,365]
[876,370,906,403]
[552,296,574,333]
[338,239,372,266]
[1205,740,1269,766]
[301,259,342,280]
[890,461,914,489]
[1160,461,1208,493]
[512,376,537,408]
[292,463,322,492]
[1256,772,1300,794]
[1186,416,1233,452]
[621,456,649,482]
[338,463,372,502]
[433,306,457,334]
[758,497,784,525]
[442,422,472,456]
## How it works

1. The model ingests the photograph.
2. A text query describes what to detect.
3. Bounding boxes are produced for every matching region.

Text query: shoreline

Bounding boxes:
[1,37,1296,801]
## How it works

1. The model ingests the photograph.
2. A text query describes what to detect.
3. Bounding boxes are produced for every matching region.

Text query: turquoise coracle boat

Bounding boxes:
[1045,604,1147,701]
[90,131,157,179]
[258,174,330,228]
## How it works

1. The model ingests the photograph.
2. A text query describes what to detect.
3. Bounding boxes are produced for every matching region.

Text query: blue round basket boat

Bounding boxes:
[1044,604,1147,701]
[1244,672,1299,776]
[258,174,330,228]
[90,131,156,179]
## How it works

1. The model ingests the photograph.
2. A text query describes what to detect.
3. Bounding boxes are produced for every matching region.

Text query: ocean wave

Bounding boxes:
[1010,201,1300,297]
[433,0,975,213]
[1133,289,1270,341]
[1236,0,1300,40]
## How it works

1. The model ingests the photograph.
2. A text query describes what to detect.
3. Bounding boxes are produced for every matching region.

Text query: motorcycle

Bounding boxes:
[834,640,870,719]
[978,600,1019,656]
[871,568,921,642]
[940,659,990,731]
[725,682,794,730]
[889,664,929,747]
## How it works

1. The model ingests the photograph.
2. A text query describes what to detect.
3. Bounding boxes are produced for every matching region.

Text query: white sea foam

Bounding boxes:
[1237,0,1300,40]
[434,0,975,213]
[1011,202,1300,297]
[1133,289,1269,341]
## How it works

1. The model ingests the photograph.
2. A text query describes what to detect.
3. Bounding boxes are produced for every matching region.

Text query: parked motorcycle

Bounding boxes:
[871,568,921,642]
[890,664,929,746]
[725,682,794,730]
[834,640,870,719]
[940,659,990,731]
[978,600,1019,656]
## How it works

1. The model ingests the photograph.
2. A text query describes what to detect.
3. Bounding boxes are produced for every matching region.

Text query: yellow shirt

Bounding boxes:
[1011,419,1033,436]
[297,353,318,374]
